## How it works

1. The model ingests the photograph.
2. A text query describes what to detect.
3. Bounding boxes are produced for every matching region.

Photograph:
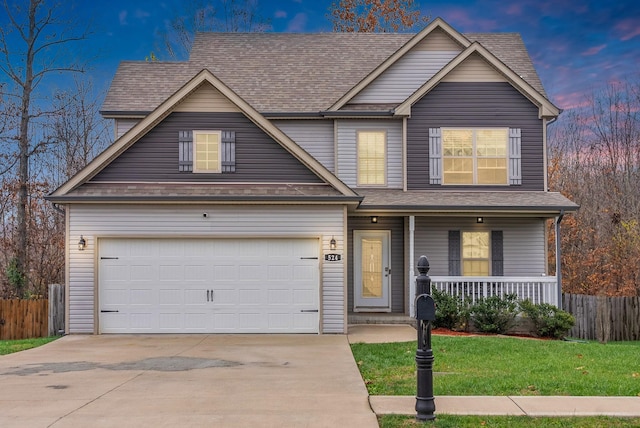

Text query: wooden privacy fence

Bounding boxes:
[0,284,65,340]
[0,299,48,340]
[563,293,640,342]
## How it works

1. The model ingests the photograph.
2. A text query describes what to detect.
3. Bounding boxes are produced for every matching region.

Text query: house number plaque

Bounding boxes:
[324,253,342,262]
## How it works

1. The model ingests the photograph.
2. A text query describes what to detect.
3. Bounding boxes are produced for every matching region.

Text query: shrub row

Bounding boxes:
[430,289,575,339]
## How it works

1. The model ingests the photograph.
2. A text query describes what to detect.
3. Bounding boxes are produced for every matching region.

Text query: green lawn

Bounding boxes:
[0,337,59,355]
[351,336,640,396]
[379,415,640,428]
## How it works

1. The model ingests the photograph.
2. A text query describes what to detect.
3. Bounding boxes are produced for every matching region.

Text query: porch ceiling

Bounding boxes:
[355,189,578,215]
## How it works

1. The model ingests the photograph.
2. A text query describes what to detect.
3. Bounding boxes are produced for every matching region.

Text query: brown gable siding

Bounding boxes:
[92,112,323,183]
[406,82,544,191]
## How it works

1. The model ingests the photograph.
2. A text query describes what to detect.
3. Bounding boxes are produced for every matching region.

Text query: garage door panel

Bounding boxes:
[293,289,315,305]
[99,238,319,333]
[131,240,160,256]
[268,289,290,305]
[159,289,182,305]
[159,313,181,329]
[214,288,238,305]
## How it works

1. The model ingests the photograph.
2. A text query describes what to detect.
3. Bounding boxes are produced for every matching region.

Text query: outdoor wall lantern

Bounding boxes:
[476,217,484,224]
[330,237,337,251]
[371,216,378,224]
[78,235,86,251]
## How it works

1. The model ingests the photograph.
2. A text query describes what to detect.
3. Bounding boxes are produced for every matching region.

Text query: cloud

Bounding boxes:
[581,44,607,56]
[438,8,498,32]
[135,9,151,21]
[119,10,128,26]
[505,4,523,16]
[275,10,287,19]
[287,13,308,32]
[615,19,640,41]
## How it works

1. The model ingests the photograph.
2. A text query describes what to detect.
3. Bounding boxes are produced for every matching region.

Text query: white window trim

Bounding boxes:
[193,130,222,174]
[442,127,509,186]
[356,130,388,187]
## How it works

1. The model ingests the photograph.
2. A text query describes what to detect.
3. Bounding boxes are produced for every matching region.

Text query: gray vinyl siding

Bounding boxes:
[67,204,346,334]
[347,216,405,314]
[413,217,547,277]
[272,120,335,172]
[407,82,545,190]
[351,50,460,104]
[336,120,403,188]
[93,112,322,183]
[115,118,141,139]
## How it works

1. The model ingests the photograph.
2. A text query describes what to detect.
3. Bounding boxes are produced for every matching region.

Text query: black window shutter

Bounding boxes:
[491,230,504,276]
[448,230,461,276]
[221,131,236,173]
[178,131,193,172]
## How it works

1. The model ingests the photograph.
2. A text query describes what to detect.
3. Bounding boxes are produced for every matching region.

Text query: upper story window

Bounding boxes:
[193,130,222,173]
[357,130,386,186]
[442,128,508,185]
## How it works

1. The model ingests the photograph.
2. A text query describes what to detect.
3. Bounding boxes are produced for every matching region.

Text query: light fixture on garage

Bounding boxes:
[476,217,484,224]
[330,236,337,251]
[370,216,378,224]
[78,235,86,251]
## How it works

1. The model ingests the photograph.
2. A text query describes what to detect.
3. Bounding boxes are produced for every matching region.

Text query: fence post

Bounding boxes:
[48,284,65,336]
[595,295,610,344]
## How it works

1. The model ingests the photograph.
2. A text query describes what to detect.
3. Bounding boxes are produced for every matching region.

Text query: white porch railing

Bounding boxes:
[431,276,558,306]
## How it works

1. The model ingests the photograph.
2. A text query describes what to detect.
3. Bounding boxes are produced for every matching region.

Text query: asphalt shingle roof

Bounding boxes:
[102,30,548,115]
[356,189,578,212]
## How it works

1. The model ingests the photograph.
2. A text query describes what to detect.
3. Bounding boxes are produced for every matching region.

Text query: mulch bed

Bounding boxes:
[431,327,549,340]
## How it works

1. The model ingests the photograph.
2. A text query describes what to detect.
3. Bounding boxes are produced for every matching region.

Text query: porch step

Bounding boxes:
[348,313,415,326]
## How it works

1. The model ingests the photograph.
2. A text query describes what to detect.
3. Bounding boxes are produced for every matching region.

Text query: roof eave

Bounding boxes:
[46,195,363,204]
[354,205,579,215]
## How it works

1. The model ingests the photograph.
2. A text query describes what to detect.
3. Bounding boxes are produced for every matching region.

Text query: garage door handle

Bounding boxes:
[300,257,318,260]
[101,310,119,313]
[300,309,318,313]
[100,257,119,260]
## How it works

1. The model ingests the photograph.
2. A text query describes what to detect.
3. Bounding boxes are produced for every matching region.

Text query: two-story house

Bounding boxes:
[48,18,577,334]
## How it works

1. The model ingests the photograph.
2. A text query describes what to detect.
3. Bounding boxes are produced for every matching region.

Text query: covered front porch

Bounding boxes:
[347,189,578,323]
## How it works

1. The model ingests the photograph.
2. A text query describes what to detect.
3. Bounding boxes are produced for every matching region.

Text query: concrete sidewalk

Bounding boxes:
[348,324,640,418]
[370,395,640,417]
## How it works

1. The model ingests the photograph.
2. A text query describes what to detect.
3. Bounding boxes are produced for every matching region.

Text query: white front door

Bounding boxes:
[354,230,391,312]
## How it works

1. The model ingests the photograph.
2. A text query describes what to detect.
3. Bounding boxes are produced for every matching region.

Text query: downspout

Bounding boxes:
[409,215,415,317]
[555,210,564,309]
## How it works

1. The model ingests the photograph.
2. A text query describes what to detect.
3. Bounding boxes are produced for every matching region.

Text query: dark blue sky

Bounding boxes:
[4,0,640,111]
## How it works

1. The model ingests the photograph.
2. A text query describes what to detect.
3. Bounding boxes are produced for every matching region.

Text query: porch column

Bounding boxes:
[409,215,416,317]
[555,211,564,309]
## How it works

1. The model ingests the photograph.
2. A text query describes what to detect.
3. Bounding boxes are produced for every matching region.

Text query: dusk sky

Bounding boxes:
[4,0,640,112]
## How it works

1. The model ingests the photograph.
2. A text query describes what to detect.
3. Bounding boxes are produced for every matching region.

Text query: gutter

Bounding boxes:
[555,209,565,310]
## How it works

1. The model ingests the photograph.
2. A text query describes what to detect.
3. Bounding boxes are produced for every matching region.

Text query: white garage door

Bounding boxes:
[99,238,319,333]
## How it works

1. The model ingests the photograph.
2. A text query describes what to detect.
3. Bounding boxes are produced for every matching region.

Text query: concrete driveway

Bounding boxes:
[0,334,378,428]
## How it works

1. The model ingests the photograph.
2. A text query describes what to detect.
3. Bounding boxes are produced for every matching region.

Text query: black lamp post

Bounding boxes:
[415,255,436,421]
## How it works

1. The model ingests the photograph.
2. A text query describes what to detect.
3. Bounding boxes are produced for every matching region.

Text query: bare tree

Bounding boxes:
[328,0,429,32]
[158,0,271,60]
[0,0,89,296]
[44,78,110,187]
[548,79,640,296]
